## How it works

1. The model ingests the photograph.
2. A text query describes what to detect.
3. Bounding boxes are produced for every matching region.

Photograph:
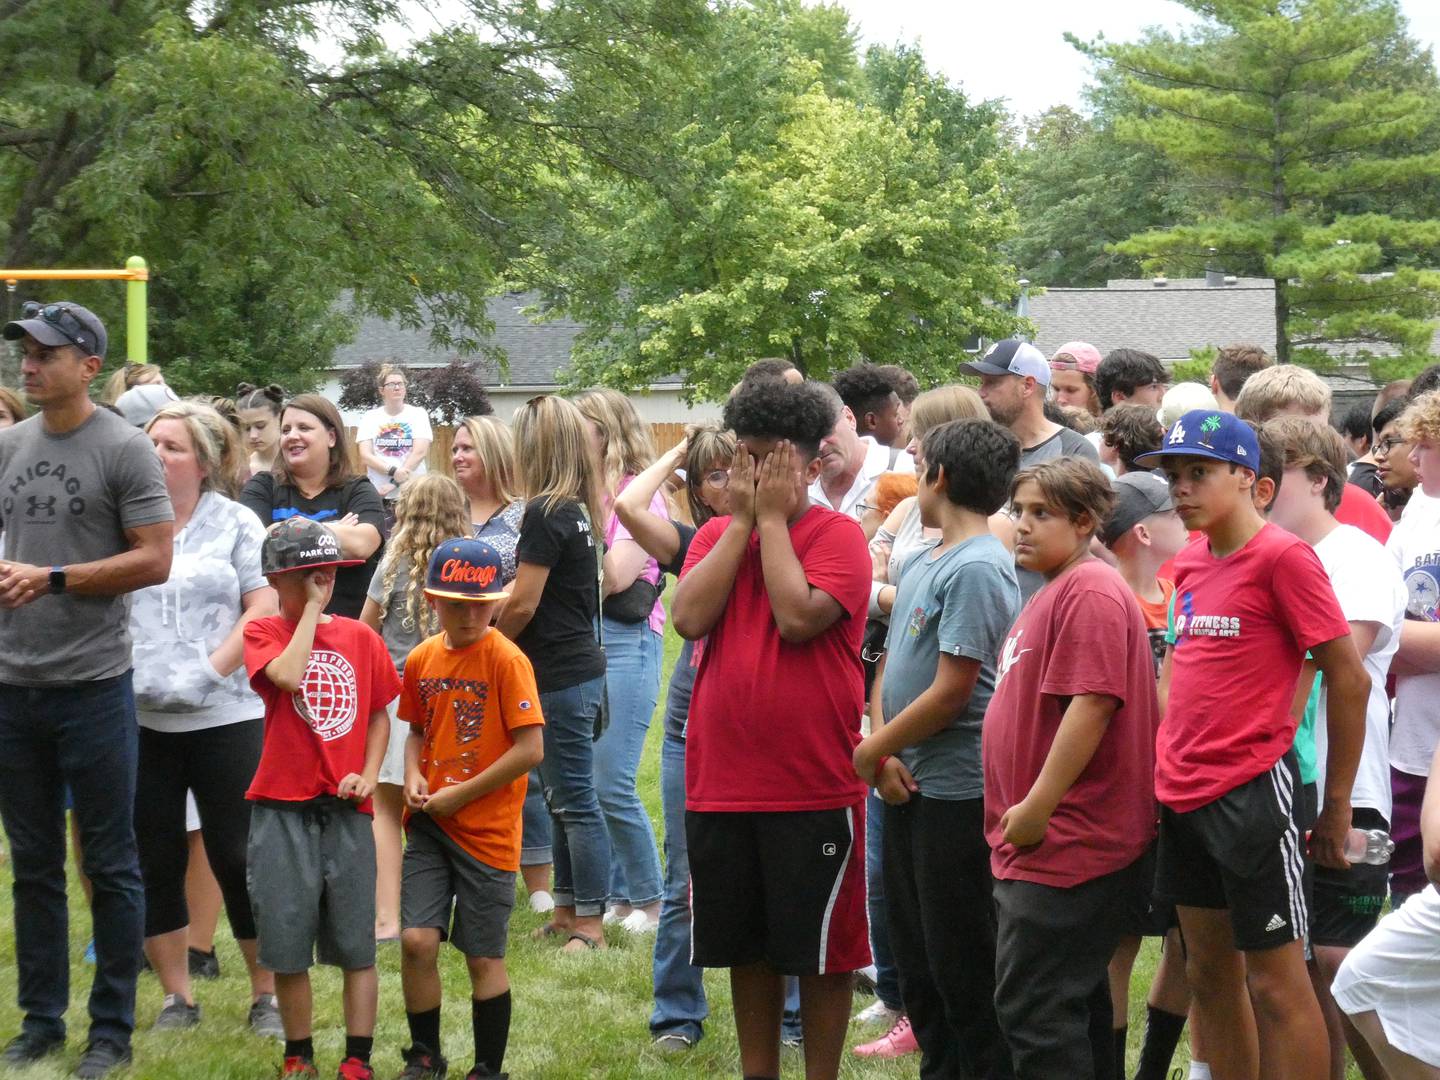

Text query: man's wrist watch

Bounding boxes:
[49,566,66,595]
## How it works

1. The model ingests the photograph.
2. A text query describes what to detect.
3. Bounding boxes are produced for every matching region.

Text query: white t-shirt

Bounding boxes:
[356,404,433,491]
[1388,495,1440,776]
[808,437,915,519]
[1313,525,1406,819]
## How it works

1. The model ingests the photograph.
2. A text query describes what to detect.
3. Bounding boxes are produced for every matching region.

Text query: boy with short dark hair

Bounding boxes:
[1136,410,1371,1080]
[983,457,1160,1079]
[673,379,873,1080]
[243,518,400,1080]
[852,418,1021,1079]
[395,537,545,1080]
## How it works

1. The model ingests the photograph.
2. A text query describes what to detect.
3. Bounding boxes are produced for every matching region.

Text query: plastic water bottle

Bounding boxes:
[1343,828,1394,865]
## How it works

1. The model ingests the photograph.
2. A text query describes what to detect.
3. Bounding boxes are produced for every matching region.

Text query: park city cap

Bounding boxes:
[960,339,1052,387]
[1049,341,1102,375]
[261,517,363,576]
[425,537,507,601]
[1134,409,1260,472]
[1101,472,1175,546]
[3,301,108,359]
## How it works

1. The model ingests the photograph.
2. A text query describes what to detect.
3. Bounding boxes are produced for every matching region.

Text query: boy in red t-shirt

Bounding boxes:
[982,457,1160,1079]
[394,537,544,1080]
[243,518,400,1080]
[673,380,872,1080]
[1136,410,1370,1080]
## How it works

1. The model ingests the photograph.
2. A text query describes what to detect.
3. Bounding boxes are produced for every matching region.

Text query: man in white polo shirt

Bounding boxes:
[809,384,914,516]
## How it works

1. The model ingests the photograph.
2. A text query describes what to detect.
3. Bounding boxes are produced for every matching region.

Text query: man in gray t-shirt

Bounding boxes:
[0,301,172,1076]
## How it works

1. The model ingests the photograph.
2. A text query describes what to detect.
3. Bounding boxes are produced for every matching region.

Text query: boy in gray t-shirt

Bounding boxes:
[851,418,1021,1080]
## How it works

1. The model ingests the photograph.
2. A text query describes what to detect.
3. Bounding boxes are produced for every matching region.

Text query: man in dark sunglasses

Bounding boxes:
[0,300,174,1078]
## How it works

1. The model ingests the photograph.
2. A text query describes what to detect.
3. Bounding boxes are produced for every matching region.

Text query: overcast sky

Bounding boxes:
[838,0,1440,121]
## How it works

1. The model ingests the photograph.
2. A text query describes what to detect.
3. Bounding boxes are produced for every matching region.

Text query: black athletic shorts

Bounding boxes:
[685,805,869,976]
[1312,807,1390,948]
[1117,840,1176,938]
[1155,752,1308,951]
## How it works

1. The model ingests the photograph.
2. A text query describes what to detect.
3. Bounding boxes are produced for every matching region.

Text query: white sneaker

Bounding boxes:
[528,890,555,914]
[852,999,900,1026]
[621,909,659,934]
[602,905,629,926]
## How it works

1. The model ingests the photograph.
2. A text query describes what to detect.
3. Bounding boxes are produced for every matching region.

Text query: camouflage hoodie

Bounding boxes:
[130,490,267,731]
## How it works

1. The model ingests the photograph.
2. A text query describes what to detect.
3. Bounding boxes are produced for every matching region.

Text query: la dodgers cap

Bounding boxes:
[1100,471,1175,546]
[1134,409,1260,472]
[960,339,1052,387]
[425,537,507,601]
[261,517,363,576]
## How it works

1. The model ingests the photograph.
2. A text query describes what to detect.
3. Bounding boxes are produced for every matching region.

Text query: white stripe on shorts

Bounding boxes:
[1268,758,1307,936]
[815,806,856,975]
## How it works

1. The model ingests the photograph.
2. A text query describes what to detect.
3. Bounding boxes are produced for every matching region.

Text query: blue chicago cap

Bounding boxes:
[425,537,507,601]
[1134,409,1260,471]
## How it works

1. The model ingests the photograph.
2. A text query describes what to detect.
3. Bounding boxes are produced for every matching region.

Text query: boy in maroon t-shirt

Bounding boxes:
[243,518,400,1080]
[982,457,1160,1079]
[1136,410,1370,1080]
[673,380,872,1080]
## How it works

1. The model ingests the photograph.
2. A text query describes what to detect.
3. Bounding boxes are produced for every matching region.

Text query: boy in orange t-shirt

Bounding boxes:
[394,538,544,1080]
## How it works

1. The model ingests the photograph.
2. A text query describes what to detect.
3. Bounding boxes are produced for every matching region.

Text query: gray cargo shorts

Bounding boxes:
[402,813,516,958]
[247,797,377,973]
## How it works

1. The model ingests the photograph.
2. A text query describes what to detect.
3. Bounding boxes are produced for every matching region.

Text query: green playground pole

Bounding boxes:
[125,255,148,364]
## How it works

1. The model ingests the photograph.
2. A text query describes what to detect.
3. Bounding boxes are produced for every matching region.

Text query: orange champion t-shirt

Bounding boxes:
[398,628,545,872]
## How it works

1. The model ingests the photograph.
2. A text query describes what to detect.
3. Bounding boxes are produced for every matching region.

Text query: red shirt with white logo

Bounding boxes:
[243,615,402,815]
[1159,524,1350,812]
[982,559,1160,887]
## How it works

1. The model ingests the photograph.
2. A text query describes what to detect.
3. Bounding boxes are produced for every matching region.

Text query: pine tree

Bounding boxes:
[1079,0,1440,374]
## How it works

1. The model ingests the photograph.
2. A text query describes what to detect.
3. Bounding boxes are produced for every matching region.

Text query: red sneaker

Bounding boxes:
[852,1014,919,1058]
[281,1057,319,1078]
[336,1057,374,1080]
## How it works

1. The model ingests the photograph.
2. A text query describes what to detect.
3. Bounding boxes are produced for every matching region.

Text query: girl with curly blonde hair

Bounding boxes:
[360,473,471,940]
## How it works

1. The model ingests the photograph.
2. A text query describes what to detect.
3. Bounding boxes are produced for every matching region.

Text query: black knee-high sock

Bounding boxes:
[1135,1006,1187,1080]
[285,1037,314,1062]
[344,1035,373,1064]
[1114,1025,1128,1080]
[407,1006,443,1059]
[472,991,512,1074]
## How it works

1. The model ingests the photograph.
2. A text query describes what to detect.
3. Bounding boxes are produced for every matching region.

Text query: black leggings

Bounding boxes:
[134,720,262,940]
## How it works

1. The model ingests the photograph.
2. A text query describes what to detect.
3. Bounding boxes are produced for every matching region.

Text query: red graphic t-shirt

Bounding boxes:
[680,506,871,812]
[243,615,402,815]
[1159,524,1350,812]
[983,559,1160,887]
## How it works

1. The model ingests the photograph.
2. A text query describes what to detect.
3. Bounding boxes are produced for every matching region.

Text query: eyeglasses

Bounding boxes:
[1376,437,1409,455]
[382,380,405,389]
[20,301,88,351]
[855,502,880,514]
[702,469,730,488]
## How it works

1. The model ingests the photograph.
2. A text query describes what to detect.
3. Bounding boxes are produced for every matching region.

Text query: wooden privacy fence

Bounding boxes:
[345,422,687,475]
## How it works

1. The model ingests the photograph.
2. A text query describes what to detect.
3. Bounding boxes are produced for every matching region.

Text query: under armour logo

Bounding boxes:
[25,494,56,518]
[1264,914,1286,933]
[822,843,837,856]
[1168,421,1187,445]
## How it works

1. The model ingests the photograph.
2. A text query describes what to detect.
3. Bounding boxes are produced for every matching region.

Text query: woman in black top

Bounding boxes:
[497,394,610,953]
[239,394,384,618]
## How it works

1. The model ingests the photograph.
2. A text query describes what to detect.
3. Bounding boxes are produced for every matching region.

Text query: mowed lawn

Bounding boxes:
[1,607,1347,1078]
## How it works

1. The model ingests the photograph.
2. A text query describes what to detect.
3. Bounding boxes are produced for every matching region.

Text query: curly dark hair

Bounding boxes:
[723,380,838,460]
[1096,348,1168,409]
[922,419,1021,515]
[874,363,920,405]
[1100,404,1163,472]
[831,364,898,419]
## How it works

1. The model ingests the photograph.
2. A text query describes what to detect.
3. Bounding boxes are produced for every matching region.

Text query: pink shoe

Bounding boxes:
[852,1014,918,1058]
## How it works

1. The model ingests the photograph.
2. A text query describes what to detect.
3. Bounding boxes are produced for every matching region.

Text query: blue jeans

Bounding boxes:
[536,677,611,917]
[0,673,144,1047]
[595,618,664,906]
[520,769,552,866]
[651,726,707,1041]
[868,789,902,1011]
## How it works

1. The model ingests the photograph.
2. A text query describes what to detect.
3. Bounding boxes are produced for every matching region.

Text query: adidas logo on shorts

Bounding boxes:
[1264,914,1286,933]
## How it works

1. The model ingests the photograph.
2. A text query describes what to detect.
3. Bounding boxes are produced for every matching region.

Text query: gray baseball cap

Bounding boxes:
[116,383,178,427]
[3,301,108,358]
[960,339,1052,387]
[1101,471,1175,546]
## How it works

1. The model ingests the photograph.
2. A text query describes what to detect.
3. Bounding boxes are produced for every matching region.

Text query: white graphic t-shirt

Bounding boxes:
[356,404,433,491]
[1387,495,1440,776]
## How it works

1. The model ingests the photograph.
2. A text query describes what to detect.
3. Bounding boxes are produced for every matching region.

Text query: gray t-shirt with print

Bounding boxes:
[882,535,1020,800]
[0,408,173,686]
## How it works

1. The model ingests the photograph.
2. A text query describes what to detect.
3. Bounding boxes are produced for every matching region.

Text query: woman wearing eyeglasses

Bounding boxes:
[356,365,432,510]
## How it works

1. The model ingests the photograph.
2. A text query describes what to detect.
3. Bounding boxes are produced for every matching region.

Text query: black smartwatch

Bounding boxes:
[49,566,66,595]
[387,465,398,480]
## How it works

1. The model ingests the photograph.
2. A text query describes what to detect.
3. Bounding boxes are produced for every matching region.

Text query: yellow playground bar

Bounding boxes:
[0,255,149,363]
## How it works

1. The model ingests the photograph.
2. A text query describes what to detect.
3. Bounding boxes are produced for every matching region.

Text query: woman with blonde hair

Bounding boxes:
[130,401,281,1034]
[360,474,472,942]
[101,361,163,405]
[0,386,27,428]
[498,395,610,952]
[574,387,667,932]
[357,364,433,511]
[239,394,384,618]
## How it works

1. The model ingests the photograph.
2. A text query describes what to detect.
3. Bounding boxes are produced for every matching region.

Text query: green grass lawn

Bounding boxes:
[0,615,1362,1078]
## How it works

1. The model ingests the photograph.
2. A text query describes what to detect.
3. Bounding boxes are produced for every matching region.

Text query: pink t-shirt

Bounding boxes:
[681,506,871,811]
[983,559,1160,887]
[1159,524,1351,812]
[607,475,667,635]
